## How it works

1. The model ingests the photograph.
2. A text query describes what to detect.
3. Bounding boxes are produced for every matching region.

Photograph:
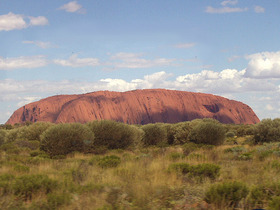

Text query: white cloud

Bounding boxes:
[206,6,248,14]
[17,96,41,107]
[0,12,27,31]
[0,55,48,70]
[221,0,238,6]
[110,52,175,69]
[23,41,54,49]
[174,43,196,49]
[111,52,143,60]
[176,69,243,92]
[53,54,100,67]
[99,79,138,92]
[254,5,265,13]
[1,67,277,98]
[0,13,48,31]
[245,51,280,78]
[175,68,279,94]
[0,72,174,98]
[28,16,48,26]
[59,1,86,14]
[265,104,274,111]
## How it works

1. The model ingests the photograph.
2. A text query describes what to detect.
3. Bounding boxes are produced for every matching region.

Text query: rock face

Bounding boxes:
[6,89,260,125]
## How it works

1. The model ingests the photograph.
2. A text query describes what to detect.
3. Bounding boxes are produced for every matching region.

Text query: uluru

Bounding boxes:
[6,89,260,125]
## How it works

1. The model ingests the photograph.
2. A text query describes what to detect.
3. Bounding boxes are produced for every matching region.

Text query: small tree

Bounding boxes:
[173,122,191,145]
[87,120,142,149]
[17,122,53,142]
[253,118,280,144]
[188,119,226,145]
[40,123,95,156]
[5,129,19,143]
[141,123,167,146]
[236,124,255,137]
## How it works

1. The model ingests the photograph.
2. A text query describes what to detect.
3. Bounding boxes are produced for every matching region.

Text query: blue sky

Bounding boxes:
[0,0,280,124]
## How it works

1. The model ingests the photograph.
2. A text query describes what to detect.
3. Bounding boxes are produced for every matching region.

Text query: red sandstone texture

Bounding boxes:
[6,89,260,125]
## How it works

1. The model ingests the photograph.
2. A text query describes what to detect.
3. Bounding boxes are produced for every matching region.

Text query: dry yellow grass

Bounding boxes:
[1,142,280,209]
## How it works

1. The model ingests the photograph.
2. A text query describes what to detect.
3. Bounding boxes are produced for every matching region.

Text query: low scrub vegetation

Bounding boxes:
[204,181,249,208]
[169,162,220,180]
[0,118,279,209]
[40,123,95,156]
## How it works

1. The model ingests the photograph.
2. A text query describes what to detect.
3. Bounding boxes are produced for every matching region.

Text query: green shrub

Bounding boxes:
[271,160,280,171]
[253,118,280,144]
[169,163,191,174]
[249,185,270,207]
[30,150,48,157]
[13,174,57,201]
[226,131,236,138]
[17,122,53,142]
[224,137,237,145]
[169,163,220,180]
[87,120,142,149]
[51,155,66,159]
[189,163,220,180]
[172,122,191,145]
[255,143,280,160]
[188,120,226,145]
[90,145,108,155]
[13,164,30,173]
[224,146,247,154]
[40,123,95,156]
[205,181,249,208]
[257,150,273,161]
[269,196,280,210]
[0,124,13,130]
[98,155,121,168]
[161,123,176,145]
[236,124,255,137]
[5,129,19,143]
[182,142,200,155]
[169,152,184,161]
[47,192,71,209]
[248,183,280,208]
[0,174,14,195]
[0,143,20,154]
[15,140,40,150]
[0,130,6,146]
[153,186,185,208]
[141,123,168,146]
[237,152,253,161]
[69,161,89,184]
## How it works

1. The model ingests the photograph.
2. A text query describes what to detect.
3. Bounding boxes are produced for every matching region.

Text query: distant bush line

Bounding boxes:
[0,118,280,156]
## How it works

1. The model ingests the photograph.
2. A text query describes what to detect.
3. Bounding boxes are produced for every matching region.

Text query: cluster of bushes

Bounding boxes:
[0,118,227,157]
[205,181,280,209]
[253,118,280,144]
[0,173,57,201]
[1,117,280,157]
[205,181,249,208]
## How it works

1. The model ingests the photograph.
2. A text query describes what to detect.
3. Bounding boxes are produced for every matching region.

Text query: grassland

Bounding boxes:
[1,118,280,209]
[1,138,280,209]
